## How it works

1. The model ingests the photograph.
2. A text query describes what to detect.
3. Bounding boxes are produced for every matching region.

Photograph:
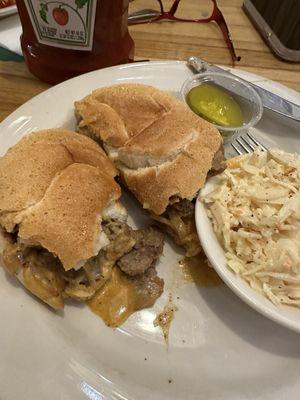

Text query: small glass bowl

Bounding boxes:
[181,72,263,138]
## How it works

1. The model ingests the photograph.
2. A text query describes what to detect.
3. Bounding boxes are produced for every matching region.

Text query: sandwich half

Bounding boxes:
[75,83,224,256]
[0,129,164,325]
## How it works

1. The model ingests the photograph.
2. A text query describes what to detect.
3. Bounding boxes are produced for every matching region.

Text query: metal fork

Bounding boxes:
[231,131,268,155]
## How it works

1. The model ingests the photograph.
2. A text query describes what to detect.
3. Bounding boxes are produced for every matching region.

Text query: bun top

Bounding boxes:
[0,129,120,269]
[75,83,222,215]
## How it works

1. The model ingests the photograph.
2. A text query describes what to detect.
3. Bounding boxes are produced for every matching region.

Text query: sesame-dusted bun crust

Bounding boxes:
[0,129,120,269]
[75,83,222,215]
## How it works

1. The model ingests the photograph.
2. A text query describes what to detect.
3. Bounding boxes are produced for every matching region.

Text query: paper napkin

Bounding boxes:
[0,14,22,55]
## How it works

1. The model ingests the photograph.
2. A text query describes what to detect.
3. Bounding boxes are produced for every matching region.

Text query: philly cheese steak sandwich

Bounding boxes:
[75,83,224,256]
[0,129,164,326]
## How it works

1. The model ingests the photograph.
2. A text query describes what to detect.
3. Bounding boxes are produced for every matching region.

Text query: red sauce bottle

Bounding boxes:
[16,0,134,84]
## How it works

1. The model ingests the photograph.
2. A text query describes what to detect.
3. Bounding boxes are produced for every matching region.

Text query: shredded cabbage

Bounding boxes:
[202,147,300,308]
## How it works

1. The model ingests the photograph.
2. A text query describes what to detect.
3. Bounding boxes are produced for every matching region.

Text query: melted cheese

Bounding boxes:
[2,242,22,274]
[87,267,140,328]
[23,264,65,309]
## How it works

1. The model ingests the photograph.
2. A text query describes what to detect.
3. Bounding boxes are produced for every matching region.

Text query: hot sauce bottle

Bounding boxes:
[16,0,134,84]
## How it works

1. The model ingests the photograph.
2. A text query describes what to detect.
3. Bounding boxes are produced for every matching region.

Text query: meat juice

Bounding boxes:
[16,0,134,83]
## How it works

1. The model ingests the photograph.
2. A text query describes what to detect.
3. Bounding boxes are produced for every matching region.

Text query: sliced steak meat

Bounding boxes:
[170,198,195,217]
[210,145,226,176]
[102,219,136,261]
[102,219,128,241]
[152,199,201,257]
[128,266,164,310]
[117,227,164,276]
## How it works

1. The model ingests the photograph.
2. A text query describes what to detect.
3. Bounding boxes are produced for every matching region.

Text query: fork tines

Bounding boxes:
[231,132,268,155]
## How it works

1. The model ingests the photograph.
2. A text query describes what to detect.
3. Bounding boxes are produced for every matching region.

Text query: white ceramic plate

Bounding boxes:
[1,61,300,400]
[0,4,17,18]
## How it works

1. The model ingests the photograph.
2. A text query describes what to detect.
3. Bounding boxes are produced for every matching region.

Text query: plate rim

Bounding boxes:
[1,59,300,131]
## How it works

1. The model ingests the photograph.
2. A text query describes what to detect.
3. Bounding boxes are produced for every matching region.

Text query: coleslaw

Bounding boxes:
[202,147,300,307]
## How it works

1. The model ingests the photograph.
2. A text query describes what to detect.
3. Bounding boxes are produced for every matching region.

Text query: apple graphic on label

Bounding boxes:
[52,6,69,26]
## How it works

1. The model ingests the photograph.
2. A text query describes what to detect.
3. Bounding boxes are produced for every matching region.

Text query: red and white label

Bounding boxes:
[24,0,97,50]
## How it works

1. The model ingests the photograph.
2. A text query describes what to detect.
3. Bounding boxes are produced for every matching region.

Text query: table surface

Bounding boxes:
[0,0,299,123]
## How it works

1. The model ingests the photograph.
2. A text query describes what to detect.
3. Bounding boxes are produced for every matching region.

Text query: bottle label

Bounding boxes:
[24,0,97,50]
